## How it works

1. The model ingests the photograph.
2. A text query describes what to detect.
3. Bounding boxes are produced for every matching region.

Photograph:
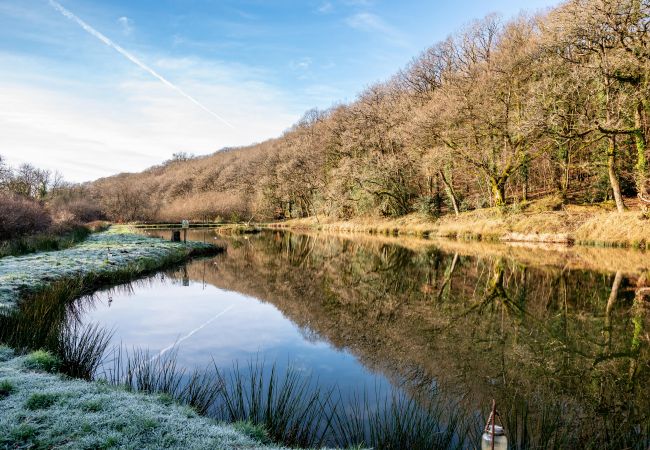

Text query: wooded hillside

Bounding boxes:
[86,0,650,223]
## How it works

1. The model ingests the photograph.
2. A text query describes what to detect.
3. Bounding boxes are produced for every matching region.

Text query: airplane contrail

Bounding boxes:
[150,305,235,362]
[48,0,235,129]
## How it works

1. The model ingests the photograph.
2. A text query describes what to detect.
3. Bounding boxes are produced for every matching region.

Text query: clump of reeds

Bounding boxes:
[211,360,336,447]
[330,387,476,450]
[104,347,222,417]
[100,349,483,449]
[56,322,113,380]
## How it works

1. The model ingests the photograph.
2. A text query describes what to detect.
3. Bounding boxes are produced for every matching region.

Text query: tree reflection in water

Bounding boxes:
[188,230,649,447]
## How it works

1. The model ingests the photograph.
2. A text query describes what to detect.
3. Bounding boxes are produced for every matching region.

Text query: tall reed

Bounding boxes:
[211,360,337,447]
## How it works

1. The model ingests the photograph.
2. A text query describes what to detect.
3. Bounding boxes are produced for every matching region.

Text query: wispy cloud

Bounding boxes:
[342,0,374,6]
[48,0,235,129]
[117,16,133,35]
[290,57,312,70]
[345,12,408,47]
[317,2,333,13]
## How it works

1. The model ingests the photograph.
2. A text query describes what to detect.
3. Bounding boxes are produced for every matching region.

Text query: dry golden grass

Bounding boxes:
[574,211,650,247]
[270,198,650,250]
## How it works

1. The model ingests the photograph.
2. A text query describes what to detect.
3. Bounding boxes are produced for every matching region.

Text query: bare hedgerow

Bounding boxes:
[0,193,51,239]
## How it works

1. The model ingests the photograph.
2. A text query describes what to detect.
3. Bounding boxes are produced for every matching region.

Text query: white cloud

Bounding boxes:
[117,16,133,35]
[0,0,345,183]
[49,0,234,129]
[290,57,312,70]
[0,53,302,182]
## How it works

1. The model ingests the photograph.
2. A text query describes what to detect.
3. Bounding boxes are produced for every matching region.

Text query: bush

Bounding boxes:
[0,193,51,239]
[59,198,105,223]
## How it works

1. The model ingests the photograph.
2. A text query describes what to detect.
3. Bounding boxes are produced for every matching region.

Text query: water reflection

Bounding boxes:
[81,229,649,446]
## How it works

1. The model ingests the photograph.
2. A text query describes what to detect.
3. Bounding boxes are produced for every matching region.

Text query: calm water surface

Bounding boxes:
[75,229,650,445]
[80,261,392,397]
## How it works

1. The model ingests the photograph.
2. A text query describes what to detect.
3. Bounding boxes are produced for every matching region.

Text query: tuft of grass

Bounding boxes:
[81,398,105,412]
[23,350,60,373]
[330,388,475,450]
[233,421,273,445]
[25,392,59,410]
[0,345,14,362]
[2,423,37,447]
[106,347,222,416]
[0,379,15,397]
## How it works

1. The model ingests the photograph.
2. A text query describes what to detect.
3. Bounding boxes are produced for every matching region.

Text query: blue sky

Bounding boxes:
[0,0,561,181]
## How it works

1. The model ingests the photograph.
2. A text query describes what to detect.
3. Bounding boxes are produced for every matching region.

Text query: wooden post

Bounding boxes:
[181,219,189,244]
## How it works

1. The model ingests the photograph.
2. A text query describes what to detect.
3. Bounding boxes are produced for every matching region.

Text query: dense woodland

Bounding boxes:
[3,0,649,225]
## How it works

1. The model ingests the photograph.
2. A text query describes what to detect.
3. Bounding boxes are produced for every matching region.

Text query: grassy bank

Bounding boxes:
[0,228,290,449]
[0,347,287,450]
[0,226,221,311]
[269,201,650,248]
[0,221,110,258]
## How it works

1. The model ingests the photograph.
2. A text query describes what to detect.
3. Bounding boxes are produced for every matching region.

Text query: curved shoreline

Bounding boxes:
[0,226,222,311]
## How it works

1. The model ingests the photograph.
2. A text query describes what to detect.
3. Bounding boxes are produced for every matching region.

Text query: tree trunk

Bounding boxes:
[607,136,626,213]
[634,100,648,197]
[521,155,529,202]
[557,144,570,201]
[604,271,623,352]
[563,148,570,199]
[438,170,460,216]
[490,177,507,208]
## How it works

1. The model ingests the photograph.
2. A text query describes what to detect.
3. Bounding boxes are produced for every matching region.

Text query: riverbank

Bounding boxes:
[0,347,286,449]
[0,229,292,449]
[269,202,650,249]
[0,226,221,311]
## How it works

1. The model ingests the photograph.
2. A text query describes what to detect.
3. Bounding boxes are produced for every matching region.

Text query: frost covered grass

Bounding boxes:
[0,227,220,379]
[0,223,100,259]
[103,350,478,449]
[0,226,221,311]
[0,351,290,450]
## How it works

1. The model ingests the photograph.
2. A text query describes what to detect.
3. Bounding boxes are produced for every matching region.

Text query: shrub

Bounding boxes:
[23,350,60,373]
[0,193,51,239]
[60,198,105,223]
